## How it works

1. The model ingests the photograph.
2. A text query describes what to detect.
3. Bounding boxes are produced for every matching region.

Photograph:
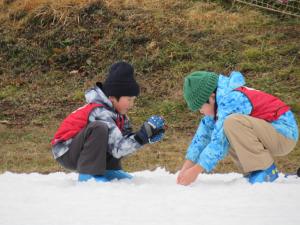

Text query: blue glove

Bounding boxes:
[135,115,166,145]
[147,115,165,143]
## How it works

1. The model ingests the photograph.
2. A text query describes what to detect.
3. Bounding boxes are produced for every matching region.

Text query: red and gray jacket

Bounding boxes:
[51,103,125,146]
[51,86,142,159]
[235,86,290,122]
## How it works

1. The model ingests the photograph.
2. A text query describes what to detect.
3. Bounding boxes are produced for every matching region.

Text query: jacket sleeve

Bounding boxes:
[89,107,142,158]
[197,91,252,172]
[185,116,215,163]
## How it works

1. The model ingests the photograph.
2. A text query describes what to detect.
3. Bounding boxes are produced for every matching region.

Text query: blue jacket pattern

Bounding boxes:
[185,71,299,172]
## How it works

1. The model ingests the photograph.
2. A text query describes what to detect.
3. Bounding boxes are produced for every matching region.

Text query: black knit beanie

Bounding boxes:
[102,61,140,97]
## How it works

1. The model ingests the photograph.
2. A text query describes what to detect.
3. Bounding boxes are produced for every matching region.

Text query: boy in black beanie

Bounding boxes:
[51,61,166,182]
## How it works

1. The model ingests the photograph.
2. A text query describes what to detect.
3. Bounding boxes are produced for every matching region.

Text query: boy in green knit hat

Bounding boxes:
[177,71,298,185]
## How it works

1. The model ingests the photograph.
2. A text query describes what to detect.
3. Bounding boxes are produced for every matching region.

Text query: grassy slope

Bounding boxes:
[0,0,299,174]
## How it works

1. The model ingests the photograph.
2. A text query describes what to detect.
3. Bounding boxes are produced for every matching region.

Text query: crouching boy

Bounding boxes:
[177,71,298,185]
[51,61,165,182]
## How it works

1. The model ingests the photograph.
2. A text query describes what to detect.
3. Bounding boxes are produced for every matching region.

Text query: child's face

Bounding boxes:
[110,96,136,115]
[199,93,215,116]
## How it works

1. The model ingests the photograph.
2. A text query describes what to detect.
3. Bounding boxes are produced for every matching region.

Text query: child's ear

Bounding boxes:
[209,93,216,103]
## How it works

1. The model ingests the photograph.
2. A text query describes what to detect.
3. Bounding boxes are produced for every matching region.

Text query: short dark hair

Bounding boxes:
[114,96,121,101]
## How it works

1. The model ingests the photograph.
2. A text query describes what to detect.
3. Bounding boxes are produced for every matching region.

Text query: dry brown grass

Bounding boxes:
[1,0,90,10]
[0,0,265,32]
[103,0,181,10]
[1,0,182,15]
[185,2,268,32]
[0,0,98,28]
[0,0,178,39]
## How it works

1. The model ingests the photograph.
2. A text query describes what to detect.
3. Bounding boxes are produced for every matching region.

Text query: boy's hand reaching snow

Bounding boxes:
[177,163,203,186]
[135,115,166,145]
[177,160,195,183]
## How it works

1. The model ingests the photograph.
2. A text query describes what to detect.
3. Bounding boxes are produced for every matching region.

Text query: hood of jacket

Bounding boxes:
[85,84,113,109]
[216,71,246,104]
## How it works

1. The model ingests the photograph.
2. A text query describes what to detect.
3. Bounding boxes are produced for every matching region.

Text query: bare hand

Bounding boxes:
[176,160,195,183]
[177,165,203,186]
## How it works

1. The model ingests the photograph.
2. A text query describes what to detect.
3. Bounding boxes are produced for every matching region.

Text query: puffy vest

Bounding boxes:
[51,103,124,146]
[235,86,290,122]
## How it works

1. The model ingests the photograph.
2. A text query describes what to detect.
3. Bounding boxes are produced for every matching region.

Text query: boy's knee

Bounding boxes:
[224,114,244,133]
[89,121,108,135]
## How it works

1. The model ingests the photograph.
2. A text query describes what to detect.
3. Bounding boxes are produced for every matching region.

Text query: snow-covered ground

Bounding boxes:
[0,168,300,225]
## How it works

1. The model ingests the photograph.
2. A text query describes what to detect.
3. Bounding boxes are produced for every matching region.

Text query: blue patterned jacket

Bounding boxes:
[185,71,299,172]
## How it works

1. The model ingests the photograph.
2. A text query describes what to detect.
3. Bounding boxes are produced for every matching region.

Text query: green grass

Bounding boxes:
[0,0,299,174]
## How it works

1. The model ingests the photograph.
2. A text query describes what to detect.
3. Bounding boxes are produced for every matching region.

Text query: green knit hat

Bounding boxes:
[183,71,219,112]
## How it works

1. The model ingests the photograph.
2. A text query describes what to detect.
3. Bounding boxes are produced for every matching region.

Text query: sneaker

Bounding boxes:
[248,163,279,184]
[78,174,109,182]
[104,170,133,181]
[78,170,132,182]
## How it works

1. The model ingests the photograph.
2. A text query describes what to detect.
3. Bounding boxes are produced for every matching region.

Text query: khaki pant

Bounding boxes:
[224,114,296,173]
